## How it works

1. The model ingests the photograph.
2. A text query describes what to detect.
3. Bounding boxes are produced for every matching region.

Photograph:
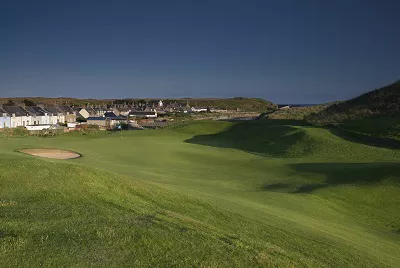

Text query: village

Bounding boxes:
[0,99,253,132]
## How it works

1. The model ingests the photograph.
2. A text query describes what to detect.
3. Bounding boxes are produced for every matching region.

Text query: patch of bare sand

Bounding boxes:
[19,149,81,160]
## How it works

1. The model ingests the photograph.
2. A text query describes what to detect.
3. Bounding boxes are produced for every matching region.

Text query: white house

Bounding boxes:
[44,107,65,124]
[191,107,208,112]
[0,108,11,128]
[57,106,77,123]
[128,111,157,118]
[24,106,50,125]
[117,107,131,116]
[2,106,32,127]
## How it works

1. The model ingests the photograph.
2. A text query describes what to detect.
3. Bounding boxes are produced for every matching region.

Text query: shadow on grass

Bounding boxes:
[328,127,400,150]
[262,162,400,194]
[185,120,309,157]
[185,119,400,158]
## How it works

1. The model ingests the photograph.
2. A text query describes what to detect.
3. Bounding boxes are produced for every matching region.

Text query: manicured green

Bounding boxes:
[1,120,400,267]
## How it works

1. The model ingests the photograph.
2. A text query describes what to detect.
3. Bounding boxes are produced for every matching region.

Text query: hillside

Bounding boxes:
[1,120,400,267]
[261,103,336,120]
[307,81,400,139]
[306,81,400,122]
[177,97,277,112]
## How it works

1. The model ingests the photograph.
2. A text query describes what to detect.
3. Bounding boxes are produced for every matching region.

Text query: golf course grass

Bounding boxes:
[1,120,399,267]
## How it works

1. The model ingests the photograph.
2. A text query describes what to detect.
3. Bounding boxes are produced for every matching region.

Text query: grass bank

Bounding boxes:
[1,120,399,267]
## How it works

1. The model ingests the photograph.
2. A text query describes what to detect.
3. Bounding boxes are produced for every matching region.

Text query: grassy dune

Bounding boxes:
[306,81,400,140]
[1,120,400,267]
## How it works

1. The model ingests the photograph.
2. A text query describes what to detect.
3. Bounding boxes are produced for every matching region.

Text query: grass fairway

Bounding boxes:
[1,120,400,267]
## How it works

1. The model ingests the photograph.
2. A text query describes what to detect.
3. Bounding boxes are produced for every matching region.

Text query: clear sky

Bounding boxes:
[1,0,399,103]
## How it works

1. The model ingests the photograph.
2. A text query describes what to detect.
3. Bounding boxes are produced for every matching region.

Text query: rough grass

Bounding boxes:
[265,103,336,120]
[1,120,400,267]
[306,81,400,139]
[338,116,400,140]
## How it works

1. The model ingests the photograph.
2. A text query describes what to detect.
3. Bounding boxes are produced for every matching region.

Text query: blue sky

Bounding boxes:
[1,0,399,103]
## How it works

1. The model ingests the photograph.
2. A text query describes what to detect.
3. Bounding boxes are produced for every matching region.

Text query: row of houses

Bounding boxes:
[77,108,158,119]
[76,100,216,118]
[0,99,220,129]
[0,105,76,128]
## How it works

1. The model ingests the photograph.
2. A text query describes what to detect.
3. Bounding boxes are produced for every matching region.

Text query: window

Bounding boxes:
[23,121,25,126]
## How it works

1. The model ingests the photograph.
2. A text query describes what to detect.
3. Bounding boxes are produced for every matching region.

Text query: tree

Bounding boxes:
[23,99,35,106]
[5,100,16,106]
[76,116,87,123]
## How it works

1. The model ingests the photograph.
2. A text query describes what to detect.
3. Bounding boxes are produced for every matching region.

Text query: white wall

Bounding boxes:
[30,115,50,125]
[79,109,90,118]
[145,114,157,118]
[0,116,11,128]
[48,115,58,124]
[25,125,52,131]
[10,115,32,128]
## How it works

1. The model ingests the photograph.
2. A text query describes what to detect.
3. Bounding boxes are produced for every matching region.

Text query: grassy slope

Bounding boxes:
[265,103,336,120]
[306,81,400,139]
[1,120,400,267]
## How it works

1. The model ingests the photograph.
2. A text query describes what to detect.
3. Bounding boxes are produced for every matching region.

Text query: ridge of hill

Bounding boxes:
[307,80,400,123]
[260,103,337,120]
[306,80,400,139]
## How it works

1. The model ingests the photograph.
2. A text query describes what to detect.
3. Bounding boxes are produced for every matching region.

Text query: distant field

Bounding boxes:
[1,120,400,267]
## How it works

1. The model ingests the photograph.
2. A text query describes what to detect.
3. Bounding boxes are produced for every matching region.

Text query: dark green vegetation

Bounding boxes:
[1,120,400,267]
[306,81,400,139]
[180,97,276,112]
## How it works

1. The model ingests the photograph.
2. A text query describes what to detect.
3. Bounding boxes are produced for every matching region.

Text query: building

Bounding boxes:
[0,107,11,128]
[191,107,209,113]
[103,111,118,118]
[78,108,90,119]
[128,111,157,118]
[2,106,32,127]
[57,106,77,123]
[86,116,126,129]
[24,106,50,125]
[44,107,65,124]
[117,107,131,116]
[93,107,110,117]
[78,108,98,119]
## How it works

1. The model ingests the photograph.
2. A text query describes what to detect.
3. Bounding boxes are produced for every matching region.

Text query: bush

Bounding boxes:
[65,128,109,136]
[76,117,87,123]
[0,127,30,137]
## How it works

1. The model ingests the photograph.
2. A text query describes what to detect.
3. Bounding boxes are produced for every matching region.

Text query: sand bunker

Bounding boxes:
[19,149,81,160]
